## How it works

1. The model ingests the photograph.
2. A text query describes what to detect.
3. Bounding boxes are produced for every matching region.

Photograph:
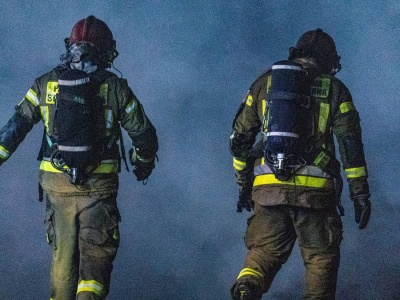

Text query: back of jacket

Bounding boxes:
[0,66,158,194]
[230,69,369,209]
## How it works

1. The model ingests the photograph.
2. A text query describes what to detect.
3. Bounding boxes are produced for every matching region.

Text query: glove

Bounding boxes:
[237,186,253,212]
[353,196,371,229]
[133,160,155,181]
[129,148,156,182]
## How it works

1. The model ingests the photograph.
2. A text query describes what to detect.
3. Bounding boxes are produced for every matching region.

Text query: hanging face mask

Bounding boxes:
[293,57,320,79]
[63,43,98,73]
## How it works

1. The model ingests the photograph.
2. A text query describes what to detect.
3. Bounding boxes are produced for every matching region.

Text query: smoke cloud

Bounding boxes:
[0,1,399,299]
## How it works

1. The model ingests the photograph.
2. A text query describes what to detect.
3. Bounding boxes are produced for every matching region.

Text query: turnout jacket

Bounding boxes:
[0,66,158,194]
[230,68,370,208]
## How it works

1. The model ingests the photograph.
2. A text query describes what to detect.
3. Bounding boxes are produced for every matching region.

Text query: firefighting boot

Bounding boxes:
[231,279,263,300]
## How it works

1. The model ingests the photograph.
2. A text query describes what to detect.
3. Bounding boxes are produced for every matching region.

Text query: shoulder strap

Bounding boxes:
[118,124,129,172]
[90,69,118,84]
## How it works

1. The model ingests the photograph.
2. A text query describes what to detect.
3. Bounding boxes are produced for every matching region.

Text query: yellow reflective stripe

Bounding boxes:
[253,174,334,189]
[40,161,68,172]
[0,145,10,159]
[77,280,104,297]
[345,166,367,178]
[99,83,108,101]
[40,106,49,132]
[40,160,119,173]
[245,94,253,106]
[26,89,39,106]
[262,99,266,116]
[340,101,355,114]
[266,75,272,93]
[318,103,330,134]
[125,99,137,114]
[262,99,268,132]
[237,268,263,280]
[233,157,246,171]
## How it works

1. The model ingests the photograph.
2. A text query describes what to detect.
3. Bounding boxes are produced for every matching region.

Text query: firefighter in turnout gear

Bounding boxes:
[0,16,158,299]
[229,29,371,300]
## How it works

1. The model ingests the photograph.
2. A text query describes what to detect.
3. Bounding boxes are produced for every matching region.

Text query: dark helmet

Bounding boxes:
[288,28,341,75]
[64,15,118,68]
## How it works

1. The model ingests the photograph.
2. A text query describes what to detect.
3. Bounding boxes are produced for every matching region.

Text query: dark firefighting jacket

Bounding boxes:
[230,68,369,208]
[0,66,158,193]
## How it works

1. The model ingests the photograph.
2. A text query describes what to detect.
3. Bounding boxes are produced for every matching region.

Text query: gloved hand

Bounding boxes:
[237,186,253,212]
[129,148,156,182]
[133,160,155,181]
[353,196,371,229]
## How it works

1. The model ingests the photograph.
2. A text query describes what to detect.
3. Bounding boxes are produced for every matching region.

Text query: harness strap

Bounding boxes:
[118,123,129,172]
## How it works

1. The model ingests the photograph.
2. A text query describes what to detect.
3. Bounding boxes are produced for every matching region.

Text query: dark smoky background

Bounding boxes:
[0,1,399,299]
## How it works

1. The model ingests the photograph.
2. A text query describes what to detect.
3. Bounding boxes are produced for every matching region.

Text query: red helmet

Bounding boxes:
[67,15,114,53]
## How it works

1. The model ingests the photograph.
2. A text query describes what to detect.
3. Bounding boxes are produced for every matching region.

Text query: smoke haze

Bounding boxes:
[0,1,399,299]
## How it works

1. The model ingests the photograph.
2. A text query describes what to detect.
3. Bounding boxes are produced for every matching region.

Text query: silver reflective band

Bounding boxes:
[125,100,136,114]
[58,77,90,86]
[0,148,9,158]
[266,132,299,138]
[58,145,91,152]
[272,65,304,71]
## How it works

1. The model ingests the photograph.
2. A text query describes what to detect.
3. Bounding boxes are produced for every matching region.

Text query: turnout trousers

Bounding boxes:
[44,191,120,300]
[238,203,343,300]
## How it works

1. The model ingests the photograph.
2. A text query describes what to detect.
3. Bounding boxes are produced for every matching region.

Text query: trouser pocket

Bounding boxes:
[45,208,57,250]
[80,198,121,251]
[326,214,343,249]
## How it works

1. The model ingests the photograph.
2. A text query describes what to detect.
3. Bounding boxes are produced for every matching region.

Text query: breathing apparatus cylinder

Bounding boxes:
[51,69,100,185]
[264,60,308,181]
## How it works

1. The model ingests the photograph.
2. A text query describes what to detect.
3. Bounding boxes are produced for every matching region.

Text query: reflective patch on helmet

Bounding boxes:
[46,82,59,104]
[340,101,355,114]
[245,95,253,106]
[312,77,331,98]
